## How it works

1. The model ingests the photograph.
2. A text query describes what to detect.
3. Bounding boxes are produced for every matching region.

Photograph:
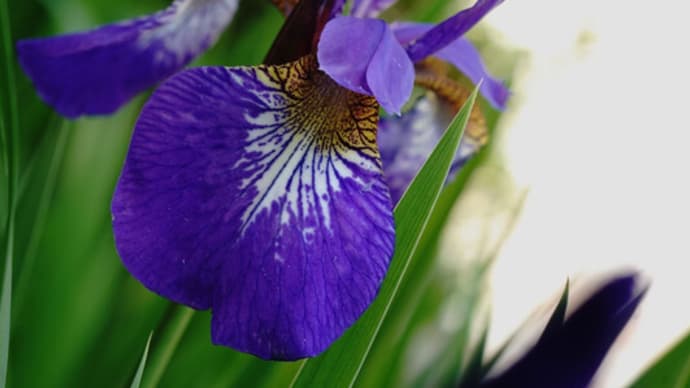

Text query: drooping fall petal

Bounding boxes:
[112,56,395,360]
[17,0,237,118]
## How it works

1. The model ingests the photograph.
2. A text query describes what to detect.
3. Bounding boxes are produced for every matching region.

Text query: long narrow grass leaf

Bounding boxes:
[0,98,7,187]
[142,306,194,388]
[290,85,480,388]
[131,333,153,388]
[0,0,20,190]
[457,323,490,388]
[14,122,70,319]
[0,219,12,388]
[631,329,690,388]
[0,0,17,384]
[16,114,61,200]
[356,136,496,388]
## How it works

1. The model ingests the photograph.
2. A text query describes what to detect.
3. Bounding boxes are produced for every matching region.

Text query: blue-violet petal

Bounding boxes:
[17,0,237,118]
[318,16,414,114]
[405,0,503,63]
[112,56,395,360]
[393,22,509,110]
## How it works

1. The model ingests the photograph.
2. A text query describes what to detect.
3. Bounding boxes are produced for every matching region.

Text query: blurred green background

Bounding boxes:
[0,1,518,387]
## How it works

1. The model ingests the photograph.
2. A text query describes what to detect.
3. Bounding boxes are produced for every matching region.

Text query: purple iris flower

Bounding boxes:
[16,0,238,118]
[111,0,506,360]
[318,0,509,202]
[318,0,509,114]
[480,272,647,388]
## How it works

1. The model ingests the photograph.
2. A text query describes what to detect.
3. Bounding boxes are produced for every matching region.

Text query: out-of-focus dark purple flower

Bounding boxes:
[17,0,238,118]
[479,272,648,388]
[111,0,505,361]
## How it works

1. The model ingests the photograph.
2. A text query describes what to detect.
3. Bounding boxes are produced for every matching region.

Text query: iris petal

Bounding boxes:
[379,95,484,203]
[318,16,414,114]
[393,22,509,110]
[112,56,395,360]
[17,0,237,118]
[351,0,397,18]
[405,0,503,63]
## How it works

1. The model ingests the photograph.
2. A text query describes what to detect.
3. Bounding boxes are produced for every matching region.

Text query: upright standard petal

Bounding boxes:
[318,16,414,114]
[17,0,237,118]
[379,94,485,203]
[393,22,509,110]
[112,55,395,360]
[481,273,648,388]
[351,0,397,18]
[405,0,504,63]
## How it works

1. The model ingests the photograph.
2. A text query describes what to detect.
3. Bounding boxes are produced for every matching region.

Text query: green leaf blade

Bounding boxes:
[1,0,20,194]
[0,0,18,384]
[141,305,194,388]
[631,330,690,388]
[290,85,481,388]
[131,332,153,388]
[355,132,501,388]
[0,222,12,388]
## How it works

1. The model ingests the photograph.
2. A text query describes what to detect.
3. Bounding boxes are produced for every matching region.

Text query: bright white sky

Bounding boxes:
[443,0,690,386]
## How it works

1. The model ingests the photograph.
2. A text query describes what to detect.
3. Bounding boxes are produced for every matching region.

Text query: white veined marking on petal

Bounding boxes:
[274,253,285,263]
[302,226,315,243]
[235,121,362,236]
[236,129,318,234]
[228,66,382,242]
